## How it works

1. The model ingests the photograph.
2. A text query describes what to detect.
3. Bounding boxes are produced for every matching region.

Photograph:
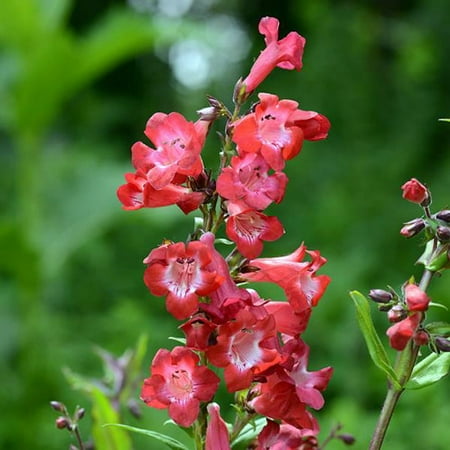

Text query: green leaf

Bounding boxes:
[231,417,266,448]
[91,389,133,450]
[406,352,450,390]
[438,118,450,122]
[104,424,189,450]
[426,322,450,336]
[350,291,400,388]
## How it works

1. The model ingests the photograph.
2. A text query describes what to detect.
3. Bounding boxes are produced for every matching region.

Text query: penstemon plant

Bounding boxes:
[352,178,450,450]
[115,16,336,449]
[51,16,450,450]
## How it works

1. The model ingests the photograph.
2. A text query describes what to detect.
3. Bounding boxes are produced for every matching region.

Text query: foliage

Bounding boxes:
[1,0,449,449]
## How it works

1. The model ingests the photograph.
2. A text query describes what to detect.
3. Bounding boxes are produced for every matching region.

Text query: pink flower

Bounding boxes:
[401,178,429,205]
[141,347,220,427]
[241,17,306,97]
[205,403,231,450]
[143,241,223,320]
[257,420,319,450]
[225,208,285,259]
[232,93,329,170]
[135,112,208,190]
[264,301,311,336]
[241,244,331,314]
[206,308,281,392]
[386,313,421,351]
[180,314,217,350]
[404,283,430,312]
[216,153,288,211]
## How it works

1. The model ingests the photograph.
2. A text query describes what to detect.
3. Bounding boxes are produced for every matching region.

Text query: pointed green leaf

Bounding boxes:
[426,322,450,336]
[231,417,266,448]
[350,291,400,388]
[104,424,189,450]
[406,352,450,390]
[91,389,132,450]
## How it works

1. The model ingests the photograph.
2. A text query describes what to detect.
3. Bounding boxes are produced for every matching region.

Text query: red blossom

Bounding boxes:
[401,178,429,205]
[180,314,217,350]
[232,93,329,171]
[140,347,220,427]
[216,153,288,211]
[143,241,223,320]
[257,420,319,450]
[137,112,207,189]
[264,301,311,336]
[241,244,331,314]
[404,283,430,312]
[386,313,422,351]
[206,308,281,392]
[241,17,305,97]
[225,207,284,259]
[205,403,231,450]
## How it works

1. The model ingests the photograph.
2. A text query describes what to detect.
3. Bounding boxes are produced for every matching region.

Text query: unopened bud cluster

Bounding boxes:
[50,401,86,447]
[369,283,431,350]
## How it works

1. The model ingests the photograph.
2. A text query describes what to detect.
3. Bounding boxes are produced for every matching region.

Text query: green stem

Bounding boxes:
[368,269,434,450]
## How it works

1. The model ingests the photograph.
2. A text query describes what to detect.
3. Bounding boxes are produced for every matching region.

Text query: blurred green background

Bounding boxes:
[1,0,450,449]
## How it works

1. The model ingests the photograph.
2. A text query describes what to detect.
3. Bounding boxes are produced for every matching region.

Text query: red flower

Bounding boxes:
[206,308,281,392]
[264,301,311,336]
[143,241,223,320]
[241,244,330,314]
[386,313,421,351]
[141,347,220,427]
[205,403,231,450]
[404,283,430,312]
[232,93,329,170]
[216,153,288,211]
[134,112,207,189]
[225,207,285,259]
[241,17,305,97]
[401,178,429,205]
[257,420,319,450]
[199,232,250,315]
[180,314,217,350]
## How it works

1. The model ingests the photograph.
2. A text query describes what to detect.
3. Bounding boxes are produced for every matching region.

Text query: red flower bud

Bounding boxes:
[55,417,69,430]
[413,330,429,346]
[401,178,430,205]
[404,283,430,312]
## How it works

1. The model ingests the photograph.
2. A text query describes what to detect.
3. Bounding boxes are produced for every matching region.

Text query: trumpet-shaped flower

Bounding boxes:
[241,17,306,96]
[141,347,220,427]
[144,241,223,320]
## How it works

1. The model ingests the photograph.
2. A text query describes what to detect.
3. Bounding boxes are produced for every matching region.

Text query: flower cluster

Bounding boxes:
[118,17,333,448]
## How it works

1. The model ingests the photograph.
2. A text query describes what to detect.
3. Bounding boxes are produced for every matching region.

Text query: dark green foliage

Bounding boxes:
[1,0,449,449]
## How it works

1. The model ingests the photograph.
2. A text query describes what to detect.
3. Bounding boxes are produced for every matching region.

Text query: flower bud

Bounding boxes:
[400,218,426,238]
[436,225,450,243]
[369,289,394,303]
[338,433,356,445]
[436,210,450,223]
[196,106,218,122]
[404,283,430,312]
[435,336,450,352]
[55,416,69,430]
[50,401,65,413]
[388,305,407,323]
[75,407,85,421]
[401,178,430,206]
[413,330,429,346]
